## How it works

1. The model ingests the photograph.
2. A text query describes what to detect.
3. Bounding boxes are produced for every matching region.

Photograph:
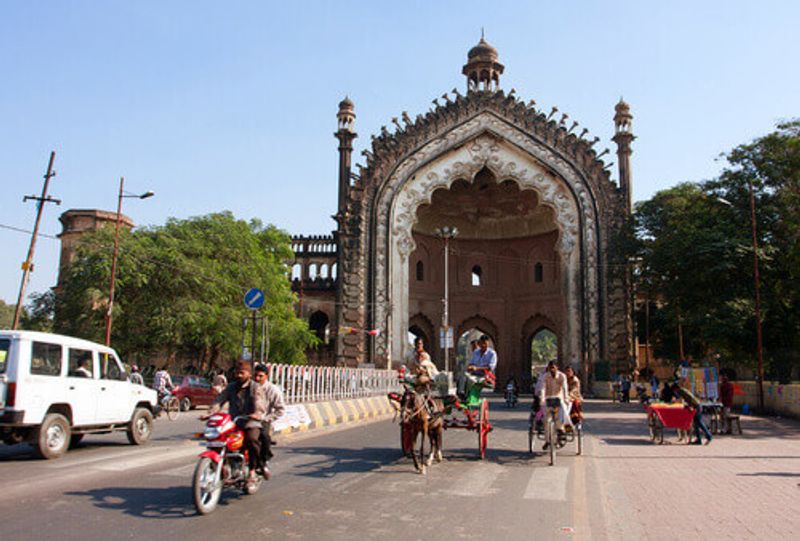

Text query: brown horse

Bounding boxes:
[402,390,443,474]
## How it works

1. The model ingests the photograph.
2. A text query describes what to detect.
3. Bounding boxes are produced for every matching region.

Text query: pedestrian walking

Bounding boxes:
[671,382,712,445]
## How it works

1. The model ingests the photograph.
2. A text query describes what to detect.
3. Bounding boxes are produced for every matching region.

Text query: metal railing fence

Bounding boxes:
[264,363,401,404]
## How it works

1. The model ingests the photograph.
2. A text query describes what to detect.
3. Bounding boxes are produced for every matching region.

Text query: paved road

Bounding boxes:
[1,399,798,540]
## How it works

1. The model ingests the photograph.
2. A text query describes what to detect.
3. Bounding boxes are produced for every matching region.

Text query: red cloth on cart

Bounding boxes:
[646,403,694,431]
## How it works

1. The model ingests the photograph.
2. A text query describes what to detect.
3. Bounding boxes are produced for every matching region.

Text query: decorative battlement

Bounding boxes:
[291,234,337,255]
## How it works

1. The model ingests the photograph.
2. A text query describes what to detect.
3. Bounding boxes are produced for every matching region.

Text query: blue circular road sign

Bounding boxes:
[244,288,265,310]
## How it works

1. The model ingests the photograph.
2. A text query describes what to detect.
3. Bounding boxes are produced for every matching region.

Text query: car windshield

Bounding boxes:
[0,338,9,374]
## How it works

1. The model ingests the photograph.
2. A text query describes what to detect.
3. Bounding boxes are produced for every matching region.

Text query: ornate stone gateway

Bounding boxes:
[296,38,634,383]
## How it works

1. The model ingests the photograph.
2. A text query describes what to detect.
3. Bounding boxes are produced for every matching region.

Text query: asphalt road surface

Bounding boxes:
[0,399,613,540]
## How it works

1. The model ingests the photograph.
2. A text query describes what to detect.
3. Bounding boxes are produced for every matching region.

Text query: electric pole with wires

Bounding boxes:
[12,151,60,330]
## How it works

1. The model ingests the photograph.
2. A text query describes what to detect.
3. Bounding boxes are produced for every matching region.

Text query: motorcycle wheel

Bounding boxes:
[193,457,222,515]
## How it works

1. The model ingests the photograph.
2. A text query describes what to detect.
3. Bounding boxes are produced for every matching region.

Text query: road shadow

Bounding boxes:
[64,486,199,519]
[285,445,399,478]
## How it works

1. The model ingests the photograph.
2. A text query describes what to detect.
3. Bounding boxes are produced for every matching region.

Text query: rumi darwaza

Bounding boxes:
[288,37,636,387]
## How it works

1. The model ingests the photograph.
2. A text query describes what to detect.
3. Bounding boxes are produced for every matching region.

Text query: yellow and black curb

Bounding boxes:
[274,395,396,435]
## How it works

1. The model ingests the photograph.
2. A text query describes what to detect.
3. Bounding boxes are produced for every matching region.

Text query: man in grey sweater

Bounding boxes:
[254,363,286,478]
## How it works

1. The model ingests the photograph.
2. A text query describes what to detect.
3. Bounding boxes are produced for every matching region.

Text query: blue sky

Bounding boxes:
[2,1,798,305]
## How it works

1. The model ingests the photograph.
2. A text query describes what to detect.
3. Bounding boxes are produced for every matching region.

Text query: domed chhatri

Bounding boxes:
[338,95,355,113]
[462,35,504,92]
[467,37,499,62]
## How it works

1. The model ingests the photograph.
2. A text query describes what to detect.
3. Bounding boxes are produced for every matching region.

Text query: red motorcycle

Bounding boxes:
[192,413,262,514]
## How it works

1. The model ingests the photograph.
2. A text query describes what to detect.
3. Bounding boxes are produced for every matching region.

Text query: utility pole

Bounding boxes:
[747,179,765,412]
[13,151,59,329]
[104,177,154,346]
[435,226,458,373]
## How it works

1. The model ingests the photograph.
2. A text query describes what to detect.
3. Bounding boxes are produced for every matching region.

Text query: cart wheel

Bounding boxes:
[576,424,583,456]
[401,421,414,458]
[478,399,489,460]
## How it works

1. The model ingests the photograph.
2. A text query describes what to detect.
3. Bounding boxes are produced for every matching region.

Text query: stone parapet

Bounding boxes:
[732,381,800,419]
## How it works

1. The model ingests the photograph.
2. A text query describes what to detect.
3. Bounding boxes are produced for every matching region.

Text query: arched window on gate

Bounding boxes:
[320,263,329,279]
[308,311,330,344]
[471,265,482,287]
[308,263,318,280]
[291,263,302,281]
[534,262,543,283]
[416,260,424,281]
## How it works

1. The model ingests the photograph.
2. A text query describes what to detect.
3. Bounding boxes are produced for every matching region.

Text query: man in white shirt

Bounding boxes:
[538,361,571,444]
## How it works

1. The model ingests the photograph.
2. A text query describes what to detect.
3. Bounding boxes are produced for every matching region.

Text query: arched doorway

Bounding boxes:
[529,327,558,378]
[405,158,567,384]
[308,311,330,344]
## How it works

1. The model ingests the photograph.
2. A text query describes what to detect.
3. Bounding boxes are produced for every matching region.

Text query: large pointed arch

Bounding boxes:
[370,116,602,368]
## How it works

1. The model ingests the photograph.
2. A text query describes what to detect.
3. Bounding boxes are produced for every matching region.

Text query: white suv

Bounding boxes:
[0,330,157,459]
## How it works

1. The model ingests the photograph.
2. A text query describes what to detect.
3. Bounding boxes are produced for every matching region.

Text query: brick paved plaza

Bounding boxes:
[584,400,800,540]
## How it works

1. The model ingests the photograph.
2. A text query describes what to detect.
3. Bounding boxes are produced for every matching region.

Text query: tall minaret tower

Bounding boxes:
[612,98,635,213]
[462,34,504,92]
[335,96,357,218]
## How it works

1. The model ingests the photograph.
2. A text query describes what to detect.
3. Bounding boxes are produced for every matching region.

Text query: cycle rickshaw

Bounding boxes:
[528,397,582,465]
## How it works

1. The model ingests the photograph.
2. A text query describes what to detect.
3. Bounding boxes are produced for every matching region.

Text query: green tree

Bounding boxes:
[0,300,15,328]
[55,212,317,367]
[636,120,800,381]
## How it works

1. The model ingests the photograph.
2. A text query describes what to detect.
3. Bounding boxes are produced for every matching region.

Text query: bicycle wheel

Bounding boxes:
[546,416,556,466]
[166,397,180,420]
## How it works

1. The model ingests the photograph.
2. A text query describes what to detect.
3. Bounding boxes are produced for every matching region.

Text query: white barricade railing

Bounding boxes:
[264,363,401,405]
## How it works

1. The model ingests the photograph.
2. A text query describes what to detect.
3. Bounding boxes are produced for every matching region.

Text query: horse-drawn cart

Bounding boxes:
[390,369,494,461]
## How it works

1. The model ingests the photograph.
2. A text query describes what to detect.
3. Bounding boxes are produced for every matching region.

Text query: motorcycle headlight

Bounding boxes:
[203,427,221,440]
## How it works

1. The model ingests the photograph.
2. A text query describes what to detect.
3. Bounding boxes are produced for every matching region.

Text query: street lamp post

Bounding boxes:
[718,188,764,411]
[435,226,458,373]
[104,176,154,346]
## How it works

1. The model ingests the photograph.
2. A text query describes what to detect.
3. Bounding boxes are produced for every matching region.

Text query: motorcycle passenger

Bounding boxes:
[206,360,267,488]
[253,363,286,479]
[153,366,174,404]
[538,361,571,449]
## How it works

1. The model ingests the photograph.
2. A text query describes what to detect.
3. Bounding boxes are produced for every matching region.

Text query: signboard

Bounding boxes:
[439,327,454,349]
[271,404,311,432]
[244,288,265,310]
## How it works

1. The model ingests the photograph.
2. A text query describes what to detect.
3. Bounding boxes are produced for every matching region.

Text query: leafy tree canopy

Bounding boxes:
[54,212,317,368]
[635,120,799,381]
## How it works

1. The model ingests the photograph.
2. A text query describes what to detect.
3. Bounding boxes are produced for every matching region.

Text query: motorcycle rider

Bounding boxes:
[205,360,267,488]
[253,363,286,479]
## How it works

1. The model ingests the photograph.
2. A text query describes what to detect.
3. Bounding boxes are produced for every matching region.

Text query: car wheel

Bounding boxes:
[35,413,71,459]
[180,397,192,412]
[127,407,154,445]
